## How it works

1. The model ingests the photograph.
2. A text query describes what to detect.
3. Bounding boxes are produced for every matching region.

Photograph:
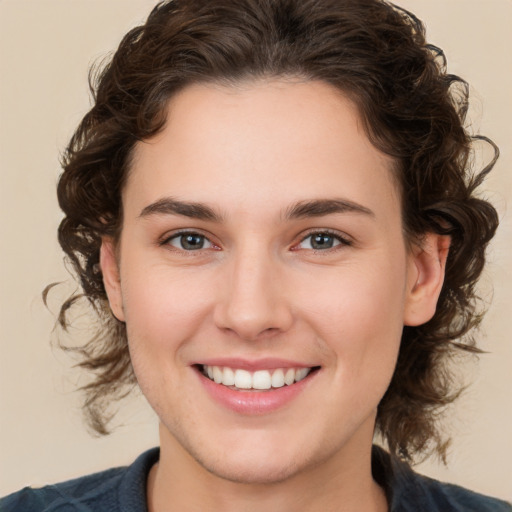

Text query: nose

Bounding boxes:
[213,248,293,341]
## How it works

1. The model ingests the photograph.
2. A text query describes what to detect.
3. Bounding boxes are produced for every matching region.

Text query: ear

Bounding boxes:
[100,237,125,322]
[404,233,450,326]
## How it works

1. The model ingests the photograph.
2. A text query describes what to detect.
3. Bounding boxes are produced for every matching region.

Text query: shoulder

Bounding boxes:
[0,448,159,512]
[372,446,512,512]
[406,473,512,512]
[0,467,124,512]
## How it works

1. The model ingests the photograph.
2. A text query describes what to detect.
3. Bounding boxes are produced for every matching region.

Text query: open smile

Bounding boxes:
[201,365,315,391]
[194,362,320,414]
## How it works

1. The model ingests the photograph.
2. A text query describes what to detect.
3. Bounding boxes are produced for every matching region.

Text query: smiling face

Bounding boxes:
[101,79,446,487]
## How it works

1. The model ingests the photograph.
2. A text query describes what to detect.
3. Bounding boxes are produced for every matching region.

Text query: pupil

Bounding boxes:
[312,233,333,249]
[182,234,204,250]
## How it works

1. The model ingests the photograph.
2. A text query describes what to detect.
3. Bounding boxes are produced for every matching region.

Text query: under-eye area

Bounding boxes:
[196,365,321,391]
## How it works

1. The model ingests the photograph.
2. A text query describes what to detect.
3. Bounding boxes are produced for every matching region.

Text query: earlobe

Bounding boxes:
[100,237,125,322]
[404,234,450,327]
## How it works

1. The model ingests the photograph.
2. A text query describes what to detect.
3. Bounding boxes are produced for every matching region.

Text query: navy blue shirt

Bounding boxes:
[2,447,510,511]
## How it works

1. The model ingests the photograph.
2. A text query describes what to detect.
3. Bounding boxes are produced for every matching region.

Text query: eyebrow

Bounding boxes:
[284,199,375,220]
[139,197,374,222]
[139,197,223,222]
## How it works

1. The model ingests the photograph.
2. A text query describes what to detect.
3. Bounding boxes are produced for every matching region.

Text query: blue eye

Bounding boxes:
[298,232,346,250]
[166,233,213,251]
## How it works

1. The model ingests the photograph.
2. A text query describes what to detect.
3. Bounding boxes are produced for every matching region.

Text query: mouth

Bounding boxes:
[198,364,320,391]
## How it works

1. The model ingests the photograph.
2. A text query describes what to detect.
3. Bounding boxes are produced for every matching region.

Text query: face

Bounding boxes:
[102,79,444,485]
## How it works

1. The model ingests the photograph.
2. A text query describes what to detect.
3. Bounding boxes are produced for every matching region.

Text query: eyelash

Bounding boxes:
[160,230,218,252]
[293,229,352,253]
[160,229,352,254]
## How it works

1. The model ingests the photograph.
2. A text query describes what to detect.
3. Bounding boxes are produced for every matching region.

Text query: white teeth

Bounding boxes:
[271,368,285,388]
[234,369,252,389]
[284,368,295,386]
[252,370,272,390]
[213,366,223,384]
[202,365,313,390]
[223,367,235,386]
[295,368,310,382]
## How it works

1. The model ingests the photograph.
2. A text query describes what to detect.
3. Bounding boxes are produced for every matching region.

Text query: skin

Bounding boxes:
[101,79,449,512]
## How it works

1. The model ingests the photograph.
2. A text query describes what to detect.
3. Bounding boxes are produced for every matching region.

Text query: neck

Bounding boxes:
[147,424,388,512]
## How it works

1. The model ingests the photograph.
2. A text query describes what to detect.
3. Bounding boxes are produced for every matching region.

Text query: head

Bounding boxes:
[56,0,498,466]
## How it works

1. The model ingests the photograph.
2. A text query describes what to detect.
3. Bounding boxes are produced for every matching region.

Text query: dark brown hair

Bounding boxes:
[54,0,499,461]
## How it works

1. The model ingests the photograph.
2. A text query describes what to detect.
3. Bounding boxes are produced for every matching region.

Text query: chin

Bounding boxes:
[200,453,303,485]
[175,427,313,485]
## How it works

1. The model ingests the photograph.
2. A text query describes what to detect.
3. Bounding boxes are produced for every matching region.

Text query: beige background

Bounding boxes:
[1,0,511,501]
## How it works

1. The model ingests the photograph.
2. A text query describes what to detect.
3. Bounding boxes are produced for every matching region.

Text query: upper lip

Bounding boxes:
[192,358,317,371]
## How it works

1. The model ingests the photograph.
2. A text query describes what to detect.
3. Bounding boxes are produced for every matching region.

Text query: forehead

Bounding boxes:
[125,79,399,220]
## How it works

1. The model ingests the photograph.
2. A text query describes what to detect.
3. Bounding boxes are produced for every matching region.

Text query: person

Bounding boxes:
[1,0,510,510]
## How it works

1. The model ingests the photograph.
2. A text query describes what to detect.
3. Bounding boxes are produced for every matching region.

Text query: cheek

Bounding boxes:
[118,261,217,393]
[300,257,406,325]
[296,258,407,376]
[121,259,210,330]
[120,266,210,405]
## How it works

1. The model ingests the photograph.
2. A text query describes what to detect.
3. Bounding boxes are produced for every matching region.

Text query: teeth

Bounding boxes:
[213,366,223,384]
[295,368,310,382]
[234,369,252,389]
[271,369,285,388]
[202,365,313,390]
[284,368,295,385]
[253,370,272,390]
[223,367,235,386]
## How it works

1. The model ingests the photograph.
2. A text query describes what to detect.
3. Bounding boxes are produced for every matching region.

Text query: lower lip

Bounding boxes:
[196,368,317,415]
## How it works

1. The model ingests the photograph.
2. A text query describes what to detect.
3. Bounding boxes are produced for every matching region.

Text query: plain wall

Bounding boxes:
[1,0,511,500]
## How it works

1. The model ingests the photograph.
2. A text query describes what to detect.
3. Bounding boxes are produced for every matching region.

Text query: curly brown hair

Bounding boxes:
[53,0,499,461]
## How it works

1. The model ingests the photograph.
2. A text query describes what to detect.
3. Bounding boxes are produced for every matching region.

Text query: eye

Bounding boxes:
[165,232,214,251]
[296,231,349,251]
